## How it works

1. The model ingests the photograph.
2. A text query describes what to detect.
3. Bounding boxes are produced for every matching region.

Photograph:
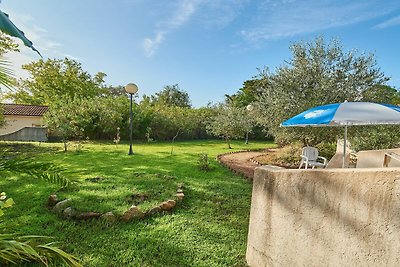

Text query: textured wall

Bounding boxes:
[0,127,47,141]
[247,166,400,267]
[0,115,44,135]
[357,148,400,168]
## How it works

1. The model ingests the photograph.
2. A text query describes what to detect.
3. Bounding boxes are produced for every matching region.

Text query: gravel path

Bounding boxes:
[217,151,265,179]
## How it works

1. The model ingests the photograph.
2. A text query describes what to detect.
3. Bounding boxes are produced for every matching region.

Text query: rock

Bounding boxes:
[85,176,104,182]
[47,194,59,207]
[63,207,76,219]
[159,199,176,211]
[146,206,162,216]
[163,175,176,179]
[76,212,102,220]
[177,183,185,189]
[52,199,71,214]
[120,205,145,222]
[100,212,117,223]
[176,192,185,200]
[129,193,148,205]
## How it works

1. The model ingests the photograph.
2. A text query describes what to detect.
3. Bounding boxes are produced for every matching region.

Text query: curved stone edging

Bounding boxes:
[216,149,267,180]
[47,185,185,223]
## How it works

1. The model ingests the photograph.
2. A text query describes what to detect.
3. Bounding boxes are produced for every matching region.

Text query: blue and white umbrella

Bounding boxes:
[281,101,400,167]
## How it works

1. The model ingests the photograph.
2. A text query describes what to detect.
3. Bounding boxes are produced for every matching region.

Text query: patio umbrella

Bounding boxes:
[281,101,400,167]
[0,10,41,56]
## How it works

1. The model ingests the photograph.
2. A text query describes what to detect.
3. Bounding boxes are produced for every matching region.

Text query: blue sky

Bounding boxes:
[1,0,400,107]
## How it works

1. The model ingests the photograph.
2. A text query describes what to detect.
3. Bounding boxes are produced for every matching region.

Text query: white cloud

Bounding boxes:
[240,0,400,42]
[143,31,165,57]
[373,15,400,29]
[143,0,200,57]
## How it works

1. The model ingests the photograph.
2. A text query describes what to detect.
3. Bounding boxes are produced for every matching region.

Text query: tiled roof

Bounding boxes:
[2,103,49,116]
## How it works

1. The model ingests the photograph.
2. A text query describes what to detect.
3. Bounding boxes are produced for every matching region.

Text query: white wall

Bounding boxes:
[0,115,44,135]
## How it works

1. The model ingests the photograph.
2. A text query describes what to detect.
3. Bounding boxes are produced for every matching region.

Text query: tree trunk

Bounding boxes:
[171,128,181,155]
[226,137,232,149]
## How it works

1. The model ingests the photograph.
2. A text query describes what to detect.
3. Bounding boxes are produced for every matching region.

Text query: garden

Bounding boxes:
[1,31,400,266]
[1,140,274,266]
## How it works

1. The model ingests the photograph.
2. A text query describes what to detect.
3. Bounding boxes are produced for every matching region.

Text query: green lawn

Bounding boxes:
[0,140,274,267]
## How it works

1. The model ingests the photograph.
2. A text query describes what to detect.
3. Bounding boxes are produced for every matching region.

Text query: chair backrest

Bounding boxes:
[302,147,319,161]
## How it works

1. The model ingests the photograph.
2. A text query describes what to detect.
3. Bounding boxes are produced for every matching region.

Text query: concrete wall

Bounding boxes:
[0,127,47,142]
[0,115,44,135]
[357,148,400,168]
[247,166,400,267]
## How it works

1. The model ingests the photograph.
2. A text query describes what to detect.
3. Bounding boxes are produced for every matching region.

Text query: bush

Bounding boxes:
[315,142,336,159]
[276,143,302,166]
[197,153,211,171]
[350,125,400,152]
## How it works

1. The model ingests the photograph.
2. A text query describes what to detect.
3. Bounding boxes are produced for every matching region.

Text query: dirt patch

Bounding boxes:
[218,151,266,179]
[218,148,300,179]
[252,148,299,169]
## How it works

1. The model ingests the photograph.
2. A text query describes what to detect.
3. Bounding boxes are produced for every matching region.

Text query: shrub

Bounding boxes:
[197,153,211,171]
[350,125,400,152]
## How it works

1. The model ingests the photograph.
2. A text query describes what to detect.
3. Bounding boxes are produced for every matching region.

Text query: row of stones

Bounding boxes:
[215,150,255,180]
[48,186,185,223]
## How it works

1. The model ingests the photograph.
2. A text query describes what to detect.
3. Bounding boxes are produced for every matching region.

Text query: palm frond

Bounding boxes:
[0,58,14,89]
[0,157,72,188]
[0,234,82,266]
[38,242,82,267]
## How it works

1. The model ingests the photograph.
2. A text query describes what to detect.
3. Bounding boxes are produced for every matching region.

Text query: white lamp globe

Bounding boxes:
[125,83,139,94]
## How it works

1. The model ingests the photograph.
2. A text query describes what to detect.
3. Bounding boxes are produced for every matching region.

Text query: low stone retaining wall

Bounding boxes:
[0,126,47,142]
[246,166,400,267]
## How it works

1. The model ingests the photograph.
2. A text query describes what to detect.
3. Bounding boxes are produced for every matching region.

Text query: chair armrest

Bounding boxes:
[318,156,327,165]
[301,155,309,162]
[299,155,309,169]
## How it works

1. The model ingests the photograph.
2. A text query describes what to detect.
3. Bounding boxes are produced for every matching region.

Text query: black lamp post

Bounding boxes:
[125,83,139,155]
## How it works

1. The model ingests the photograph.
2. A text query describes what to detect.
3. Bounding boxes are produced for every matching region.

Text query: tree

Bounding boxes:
[147,84,191,108]
[225,79,263,107]
[44,96,129,150]
[0,32,19,56]
[253,36,389,145]
[361,85,400,105]
[8,58,107,105]
[207,105,253,149]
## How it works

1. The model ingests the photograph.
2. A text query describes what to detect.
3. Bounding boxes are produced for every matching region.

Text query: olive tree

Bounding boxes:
[207,105,254,149]
[254,36,390,146]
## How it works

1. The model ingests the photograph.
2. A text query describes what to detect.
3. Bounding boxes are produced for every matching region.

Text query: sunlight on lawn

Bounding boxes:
[1,140,274,267]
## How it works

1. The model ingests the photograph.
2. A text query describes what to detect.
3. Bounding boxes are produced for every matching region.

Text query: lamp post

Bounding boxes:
[125,83,139,155]
[245,104,253,145]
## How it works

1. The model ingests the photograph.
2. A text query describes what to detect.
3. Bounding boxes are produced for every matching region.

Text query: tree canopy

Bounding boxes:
[143,84,191,108]
[207,105,254,148]
[8,58,107,105]
[252,36,391,145]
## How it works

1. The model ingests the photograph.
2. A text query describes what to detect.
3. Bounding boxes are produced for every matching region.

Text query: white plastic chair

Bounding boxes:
[299,147,327,169]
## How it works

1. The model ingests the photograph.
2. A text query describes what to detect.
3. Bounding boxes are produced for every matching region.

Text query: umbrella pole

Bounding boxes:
[343,124,348,168]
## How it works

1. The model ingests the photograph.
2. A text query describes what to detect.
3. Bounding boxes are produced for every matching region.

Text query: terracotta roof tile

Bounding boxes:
[2,103,49,116]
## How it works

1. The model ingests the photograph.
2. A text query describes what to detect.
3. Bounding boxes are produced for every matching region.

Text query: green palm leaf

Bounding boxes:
[0,57,14,89]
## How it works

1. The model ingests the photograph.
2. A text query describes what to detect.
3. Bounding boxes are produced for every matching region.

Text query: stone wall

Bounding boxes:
[0,126,47,142]
[246,166,400,267]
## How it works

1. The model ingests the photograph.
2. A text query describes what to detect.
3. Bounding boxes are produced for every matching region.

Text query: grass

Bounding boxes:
[0,139,275,266]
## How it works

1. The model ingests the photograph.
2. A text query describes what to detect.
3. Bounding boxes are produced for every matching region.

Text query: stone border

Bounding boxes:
[216,149,266,180]
[47,185,185,223]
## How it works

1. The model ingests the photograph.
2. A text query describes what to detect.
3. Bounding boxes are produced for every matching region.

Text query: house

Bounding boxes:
[0,103,49,141]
